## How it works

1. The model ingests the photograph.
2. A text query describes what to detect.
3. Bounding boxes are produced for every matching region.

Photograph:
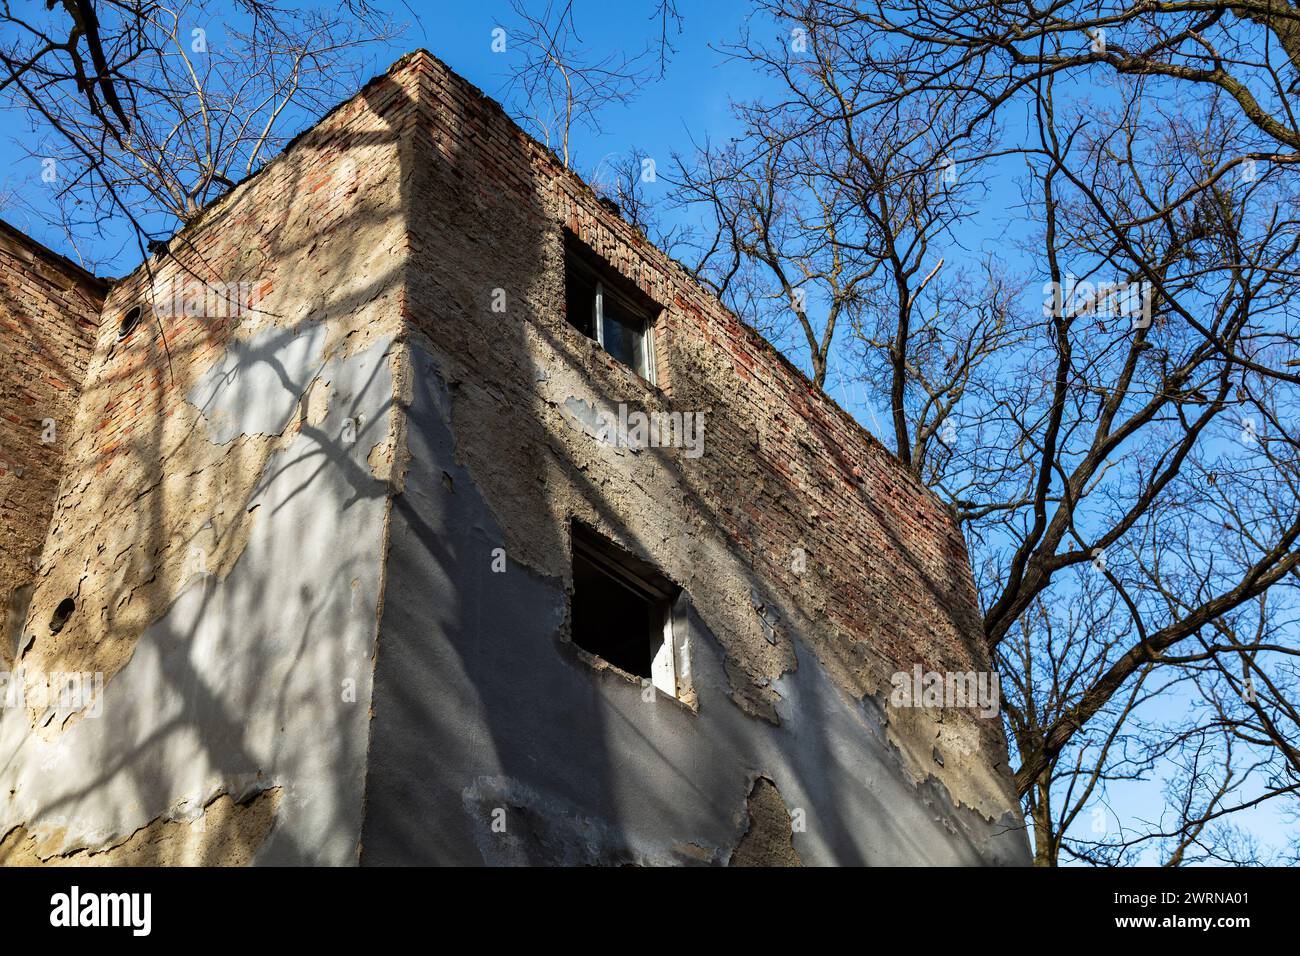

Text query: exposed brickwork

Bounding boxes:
[0,222,106,664]
[14,62,417,694]
[398,51,1007,799]
[0,51,1021,863]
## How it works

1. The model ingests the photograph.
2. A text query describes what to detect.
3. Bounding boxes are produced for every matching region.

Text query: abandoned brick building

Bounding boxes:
[0,51,1030,865]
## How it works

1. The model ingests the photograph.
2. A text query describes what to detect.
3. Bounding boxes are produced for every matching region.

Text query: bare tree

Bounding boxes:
[587,147,662,234]
[671,16,1016,409]
[1,0,397,263]
[498,0,680,169]
[682,1,1300,863]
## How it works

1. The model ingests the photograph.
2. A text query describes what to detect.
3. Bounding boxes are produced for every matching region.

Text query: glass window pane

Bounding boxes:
[601,296,646,375]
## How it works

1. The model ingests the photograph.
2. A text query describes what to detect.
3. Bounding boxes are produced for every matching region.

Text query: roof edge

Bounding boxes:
[0,219,111,294]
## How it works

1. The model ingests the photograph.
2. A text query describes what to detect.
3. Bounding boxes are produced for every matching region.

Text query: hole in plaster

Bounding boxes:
[49,597,75,635]
[118,305,143,340]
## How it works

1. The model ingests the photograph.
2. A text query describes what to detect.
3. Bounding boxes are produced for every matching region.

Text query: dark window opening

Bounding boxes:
[569,524,677,693]
[565,264,597,339]
[118,305,142,340]
[564,236,659,383]
[572,552,657,676]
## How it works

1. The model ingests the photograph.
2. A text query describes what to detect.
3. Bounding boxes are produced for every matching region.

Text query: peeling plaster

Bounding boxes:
[0,789,280,866]
[360,347,1029,865]
[0,337,396,864]
[729,777,801,867]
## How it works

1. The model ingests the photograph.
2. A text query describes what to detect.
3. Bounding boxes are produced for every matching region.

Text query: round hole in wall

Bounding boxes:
[49,597,75,635]
[118,305,143,340]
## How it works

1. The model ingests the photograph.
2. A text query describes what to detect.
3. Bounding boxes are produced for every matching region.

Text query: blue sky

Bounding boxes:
[0,1,762,270]
[1,0,1293,862]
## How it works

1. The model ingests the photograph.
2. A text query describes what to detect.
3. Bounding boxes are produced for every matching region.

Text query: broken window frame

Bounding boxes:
[570,526,678,698]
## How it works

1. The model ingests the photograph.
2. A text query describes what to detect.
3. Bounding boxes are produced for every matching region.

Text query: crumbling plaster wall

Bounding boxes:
[2,48,1030,867]
[0,225,106,667]
[364,347,1028,864]
[362,53,1029,864]
[0,61,418,864]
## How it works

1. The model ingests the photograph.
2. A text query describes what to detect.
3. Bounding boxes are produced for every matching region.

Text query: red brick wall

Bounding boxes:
[0,223,106,663]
